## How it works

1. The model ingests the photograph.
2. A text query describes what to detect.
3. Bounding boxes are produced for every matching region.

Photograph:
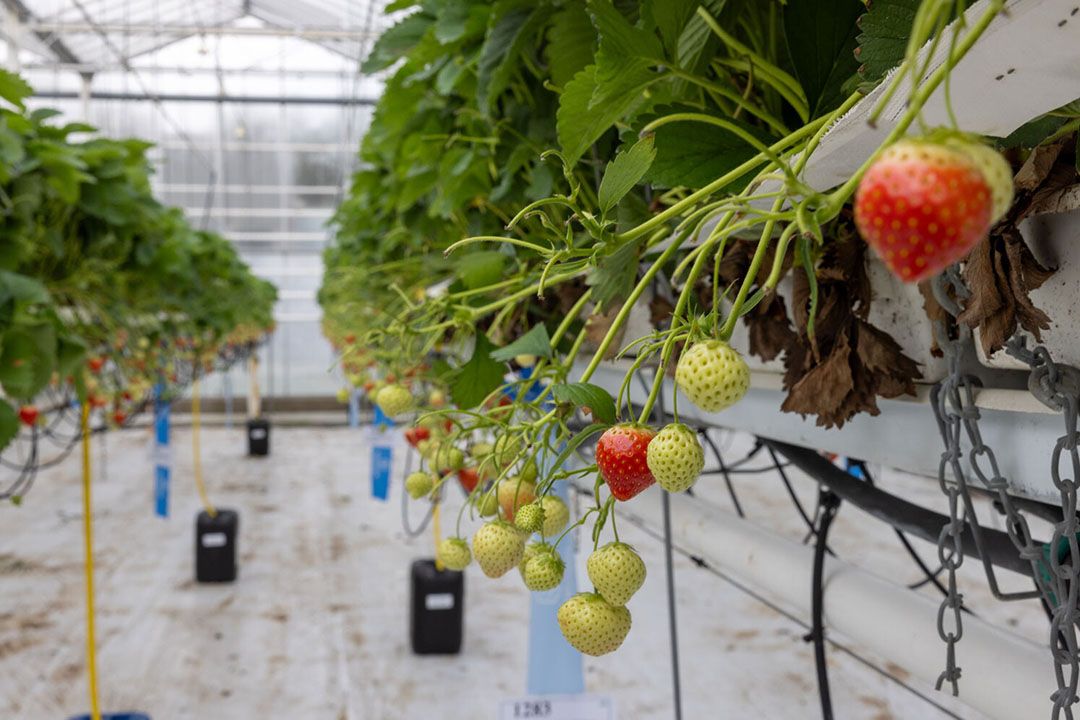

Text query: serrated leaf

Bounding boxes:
[854,0,920,87]
[556,64,654,166]
[546,4,597,88]
[784,0,863,117]
[478,2,553,112]
[361,13,434,73]
[551,382,616,424]
[0,399,17,453]
[56,335,88,378]
[0,70,32,110]
[490,323,552,362]
[451,334,507,409]
[587,238,642,310]
[598,135,655,214]
[642,0,698,56]
[643,107,764,190]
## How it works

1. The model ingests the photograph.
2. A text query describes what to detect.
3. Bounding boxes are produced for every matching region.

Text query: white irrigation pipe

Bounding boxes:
[617,486,1054,720]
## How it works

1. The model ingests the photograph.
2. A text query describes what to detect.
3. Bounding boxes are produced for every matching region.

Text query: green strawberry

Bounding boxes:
[404,471,435,500]
[557,592,632,656]
[493,433,522,466]
[470,441,494,459]
[472,521,525,578]
[519,458,538,483]
[539,495,570,537]
[433,446,465,474]
[437,537,472,571]
[514,503,545,534]
[646,423,705,493]
[587,542,646,606]
[375,384,414,417]
[519,540,546,580]
[475,491,500,518]
[675,340,750,412]
[523,547,565,591]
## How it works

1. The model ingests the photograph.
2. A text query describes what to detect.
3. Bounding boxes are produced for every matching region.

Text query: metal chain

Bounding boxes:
[930,267,1080,717]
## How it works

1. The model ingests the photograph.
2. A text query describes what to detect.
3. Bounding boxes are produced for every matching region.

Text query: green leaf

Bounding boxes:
[362,13,435,73]
[995,115,1070,149]
[546,4,597,88]
[56,335,88,378]
[455,251,506,290]
[0,70,32,110]
[643,108,764,190]
[784,0,863,117]
[451,334,507,409]
[0,270,49,305]
[0,324,56,399]
[477,2,552,112]
[490,323,552,362]
[588,0,663,63]
[0,399,18,453]
[642,0,699,56]
[854,0,920,88]
[551,382,617,424]
[587,238,642,311]
[598,135,655,214]
[556,64,654,166]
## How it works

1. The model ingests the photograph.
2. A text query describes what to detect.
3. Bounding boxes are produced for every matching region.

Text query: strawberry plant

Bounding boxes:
[0,70,277,468]
[332,0,1079,653]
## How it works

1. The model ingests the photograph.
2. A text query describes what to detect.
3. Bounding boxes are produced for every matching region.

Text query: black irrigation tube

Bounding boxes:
[765,438,1040,578]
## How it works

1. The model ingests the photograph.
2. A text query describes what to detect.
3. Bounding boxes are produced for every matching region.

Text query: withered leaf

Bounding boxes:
[781,333,855,420]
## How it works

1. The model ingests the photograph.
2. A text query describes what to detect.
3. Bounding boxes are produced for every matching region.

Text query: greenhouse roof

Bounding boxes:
[5,0,391,68]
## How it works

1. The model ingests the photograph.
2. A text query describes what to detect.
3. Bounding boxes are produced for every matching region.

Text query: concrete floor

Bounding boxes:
[0,423,1049,719]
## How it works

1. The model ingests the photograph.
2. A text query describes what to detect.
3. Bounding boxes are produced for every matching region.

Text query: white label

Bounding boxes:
[201,532,228,548]
[250,428,267,440]
[424,593,455,611]
[499,694,615,720]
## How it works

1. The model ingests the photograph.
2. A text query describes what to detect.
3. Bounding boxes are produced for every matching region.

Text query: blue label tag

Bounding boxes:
[374,405,394,429]
[371,445,392,501]
[153,388,170,518]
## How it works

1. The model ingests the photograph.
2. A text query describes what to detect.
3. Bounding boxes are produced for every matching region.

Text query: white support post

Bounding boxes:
[247,354,262,420]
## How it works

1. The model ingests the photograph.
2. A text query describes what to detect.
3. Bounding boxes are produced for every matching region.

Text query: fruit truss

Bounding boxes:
[319,0,1080,655]
[0,70,277,495]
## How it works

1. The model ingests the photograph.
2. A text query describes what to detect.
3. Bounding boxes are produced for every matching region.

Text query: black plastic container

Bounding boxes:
[196,509,239,583]
[247,417,270,456]
[409,559,464,655]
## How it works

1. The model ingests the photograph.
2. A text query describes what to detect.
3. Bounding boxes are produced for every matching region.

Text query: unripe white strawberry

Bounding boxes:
[514,503,545,534]
[557,592,632,656]
[522,547,565,591]
[539,495,570,537]
[587,542,646,606]
[675,340,750,412]
[472,521,525,578]
[375,384,414,417]
[647,423,705,493]
[404,471,435,500]
[437,537,471,571]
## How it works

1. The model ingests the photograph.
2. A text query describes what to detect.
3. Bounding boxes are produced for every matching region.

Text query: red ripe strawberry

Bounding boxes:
[88,356,106,373]
[855,138,999,283]
[596,425,656,501]
[112,410,127,425]
[18,405,39,426]
[458,467,480,493]
[403,426,431,448]
[344,333,356,345]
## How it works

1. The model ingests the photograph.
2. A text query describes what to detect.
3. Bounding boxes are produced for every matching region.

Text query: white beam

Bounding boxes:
[154,183,342,195]
[26,22,377,40]
[180,207,332,218]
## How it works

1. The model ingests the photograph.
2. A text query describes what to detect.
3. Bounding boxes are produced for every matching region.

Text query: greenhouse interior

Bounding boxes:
[1,0,1079,718]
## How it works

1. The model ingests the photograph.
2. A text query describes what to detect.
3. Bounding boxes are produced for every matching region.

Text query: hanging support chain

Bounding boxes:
[930,267,1080,717]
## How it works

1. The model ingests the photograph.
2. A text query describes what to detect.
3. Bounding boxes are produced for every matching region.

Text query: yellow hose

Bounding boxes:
[192,379,217,518]
[80,403,101,720]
